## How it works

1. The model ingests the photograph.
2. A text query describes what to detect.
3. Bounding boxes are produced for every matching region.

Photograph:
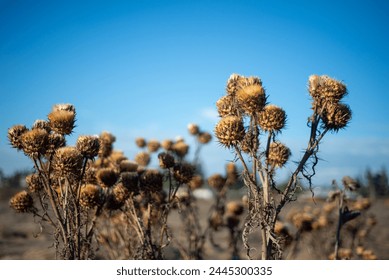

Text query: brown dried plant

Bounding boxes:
[214,74,352,259]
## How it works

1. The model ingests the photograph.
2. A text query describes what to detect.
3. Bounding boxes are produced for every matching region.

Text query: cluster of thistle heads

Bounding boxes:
[308,74,352,131]
[7,104,214,214]
[214,73,290,168]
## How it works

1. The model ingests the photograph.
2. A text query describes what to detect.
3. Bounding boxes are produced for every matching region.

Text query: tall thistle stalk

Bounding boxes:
[214,74,352,259]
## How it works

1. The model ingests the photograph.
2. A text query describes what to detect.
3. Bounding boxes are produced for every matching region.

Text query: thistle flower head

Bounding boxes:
[147,139,161,153]
[106,183,129,209]
[161,139,174,151]
[79,184,102,209]
[134,151,151,166]
[8,125,28,150]
[257,104,286,132]
[226,73,244,96]
[52,146,83,178]
[214,115,245,148]
[76,135,100,159]
[45,132,66,156]
[235,76,266,115]
[26,173,43,193]
[216,94,240,117]
[321,103,352,131]
[172,141,189,158]
[121,172,139,193]
[20,128,49,158]
[52,103,76,113]
[173,162,195,184]
[188,123,200,135]
[48,109,76,135]
[9,190,34,213]
[32,119,51,132]
[197,132,212,144]
[188,175,204,190]
[267,142,291,168]
[226,201,244,216]
[135,137,146,148]
[207,173,226,191]
[158,152,175,169]
[139,169,163,193]
[96,167,118,188]
[119,160,139,173]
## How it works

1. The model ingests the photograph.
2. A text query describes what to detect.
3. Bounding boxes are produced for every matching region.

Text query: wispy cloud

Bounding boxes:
[199,107,219,123]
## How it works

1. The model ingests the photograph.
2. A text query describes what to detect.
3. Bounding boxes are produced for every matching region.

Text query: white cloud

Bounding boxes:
[199,107,219,122]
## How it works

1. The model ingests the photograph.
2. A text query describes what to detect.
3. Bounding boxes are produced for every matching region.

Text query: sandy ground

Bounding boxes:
[1,187,388,260]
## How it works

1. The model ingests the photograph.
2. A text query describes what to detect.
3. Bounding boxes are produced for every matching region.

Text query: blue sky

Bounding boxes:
[1,0,388,187]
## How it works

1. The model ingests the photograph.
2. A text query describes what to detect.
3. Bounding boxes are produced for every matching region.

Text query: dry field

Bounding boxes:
[1,187,388,260]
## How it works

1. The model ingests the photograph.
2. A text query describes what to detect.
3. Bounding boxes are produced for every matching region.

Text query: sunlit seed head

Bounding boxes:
[76,135,100,159]
[214,115,245,148]
[79,184,102,209]
[216,94,240,117]
[257,104,286,132]
[226,73,245,96]
[197,132,212,144]
[147,139,161,153]
[20,128,49,158]
[172,141,189,158]
[226,201,244,216]
[267,142,291,168]
[45,132,66,156]
[9,190,34,213]
[32,119,51,133]
[52,146,84,178]
[119,160,139,173]
[207,173,226,191]
[235,81,266,115]
[134,151,151,166]
[8,125,29,150]
[52,103,76,113]
[161,139,174,151]
[48,110,76,135]
[187,123,200,135]
[135,137,147,148]
[188,174,204,190]
[26,173,43,193]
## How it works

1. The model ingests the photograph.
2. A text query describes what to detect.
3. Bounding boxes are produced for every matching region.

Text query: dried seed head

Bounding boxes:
[161,139,174,151]
[48,110,76,135]
[226,73,245,96]
[96,167,118,188]
[79,184,102,209]
[226,201,244,216]
[45,132,66,156]
[188,175,204,190]
[52,146,83,178]
[134,151,151,166]
[147,139,160,153]
[214,115,245,148]
[209,212,223,230]
[8,125,29,150]
[26,173,43,193]
[84,165,97,184]
[76,135,100,159]
[32,119,51,132]
[135,137,146,148]
[257,104,286,132]
[235,76,266,115]
[20,128,49,158]
[268,142,291,168]
[207,173,226,191]
[9,190,34,213]
[322,103,352,131]
[309,75,347,102]
[172,141,189,158]
[52,103,76,113]
[139,169,163,192]
[188,123,200,135]
[173,162,195,184]
[119,160,138,172]
[197,132,212,144]
[216,94,239,117]
[158,152,175,169]
[107,183,130,209]
[121,172,139,193]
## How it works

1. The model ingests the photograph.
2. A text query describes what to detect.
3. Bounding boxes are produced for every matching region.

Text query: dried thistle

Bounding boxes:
[257,104,286,132]
[76,135,100,159]
[8,124,29,150]
[9,190,34,213]
[214,115,245,148]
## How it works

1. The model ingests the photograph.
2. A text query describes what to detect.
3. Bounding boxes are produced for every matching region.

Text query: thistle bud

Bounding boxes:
[207,173,226,191]
[173,162,195,184]
[48,109,76,135]
[257,105,286,132]
[135,137,146,148]
[267,142,291,168]
[96,167,118,188]
[134,151,151,166]
[26,173,43,193]
[188,123,200,135]
[235,76,266,115]
[79,184,102,209]
[158,152,175,169]
[197,132,212,144]
[8,125,28,150]
[52,147,83,178]
[216,94,239,117]
[321,102,352,131]
[20,128,49,158]
[139,169,163,193]
[147,139,160,153]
